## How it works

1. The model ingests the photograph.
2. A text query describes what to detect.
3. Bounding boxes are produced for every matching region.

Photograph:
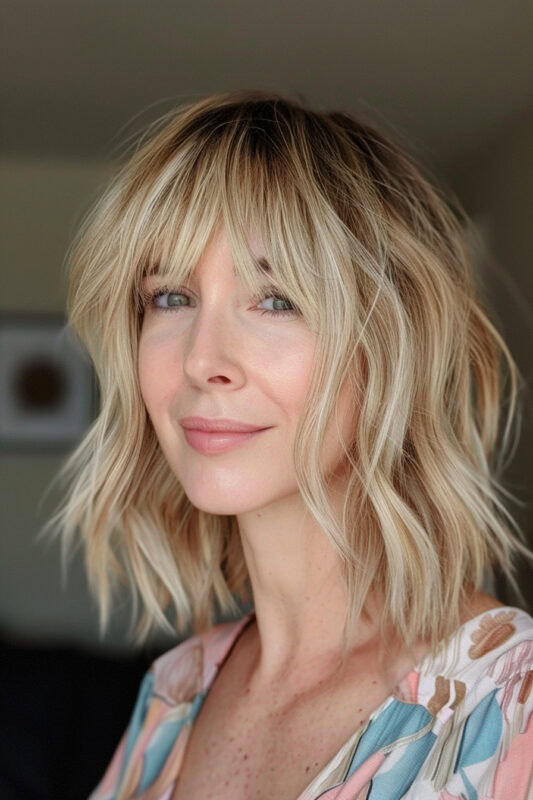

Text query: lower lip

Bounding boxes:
[182,428,268,454]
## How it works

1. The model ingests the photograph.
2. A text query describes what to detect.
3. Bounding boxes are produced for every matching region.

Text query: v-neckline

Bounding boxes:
[192,604,531,800]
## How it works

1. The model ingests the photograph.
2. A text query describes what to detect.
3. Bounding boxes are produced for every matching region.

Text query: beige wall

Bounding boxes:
[0,157,178,652]
[1,158,113,311]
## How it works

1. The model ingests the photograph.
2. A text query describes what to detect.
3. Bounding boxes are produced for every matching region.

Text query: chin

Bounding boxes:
[180,488,259,517]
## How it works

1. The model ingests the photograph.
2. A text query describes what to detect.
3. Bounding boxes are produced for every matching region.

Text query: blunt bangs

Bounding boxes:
[123,98,366,334]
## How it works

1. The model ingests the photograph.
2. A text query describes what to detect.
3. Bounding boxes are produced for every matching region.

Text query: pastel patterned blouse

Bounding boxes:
[89,605,533,800]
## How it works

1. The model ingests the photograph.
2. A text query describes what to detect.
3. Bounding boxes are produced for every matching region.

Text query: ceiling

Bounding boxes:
[2,0,532,176]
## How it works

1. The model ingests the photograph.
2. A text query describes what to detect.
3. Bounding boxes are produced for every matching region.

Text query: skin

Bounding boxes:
[138,224,501,706]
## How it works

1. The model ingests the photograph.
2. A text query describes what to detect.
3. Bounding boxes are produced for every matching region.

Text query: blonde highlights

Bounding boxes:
[40,89,532,657]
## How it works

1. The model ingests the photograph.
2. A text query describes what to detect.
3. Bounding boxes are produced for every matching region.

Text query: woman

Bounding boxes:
[43,90,533,799]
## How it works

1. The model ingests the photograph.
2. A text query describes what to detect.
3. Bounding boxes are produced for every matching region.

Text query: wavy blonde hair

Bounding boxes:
[40,89,532,658]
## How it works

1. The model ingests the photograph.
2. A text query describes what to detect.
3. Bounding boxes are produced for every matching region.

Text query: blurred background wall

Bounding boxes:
[0,2,532,797]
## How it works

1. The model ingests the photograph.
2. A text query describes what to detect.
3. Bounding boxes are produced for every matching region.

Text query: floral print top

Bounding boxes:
[89,605,533,800]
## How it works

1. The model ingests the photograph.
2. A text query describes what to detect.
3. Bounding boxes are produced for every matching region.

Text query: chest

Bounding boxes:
[172,717,331,800]
[170,674,392,800]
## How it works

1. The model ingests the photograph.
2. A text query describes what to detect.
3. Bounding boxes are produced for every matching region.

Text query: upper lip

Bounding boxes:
[179,416,269,433]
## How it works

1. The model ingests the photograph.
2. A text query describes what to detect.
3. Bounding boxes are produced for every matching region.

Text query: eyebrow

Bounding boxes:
[144,257,272,278]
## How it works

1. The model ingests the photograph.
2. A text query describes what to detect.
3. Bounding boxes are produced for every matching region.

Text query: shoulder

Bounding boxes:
[87,614,251,800]
[414,606,533,796]
[369,607,533,798]
[417,605,533,687]
[460,606,533,736]
[460,605,531,684]
[149,612,251,705]
[148,629,205,706]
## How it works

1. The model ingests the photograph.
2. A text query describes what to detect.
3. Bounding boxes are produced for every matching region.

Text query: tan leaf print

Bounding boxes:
[518,670,533,704]
[428,675,450,715]
[450,680,466,710]
[468,611,517,659]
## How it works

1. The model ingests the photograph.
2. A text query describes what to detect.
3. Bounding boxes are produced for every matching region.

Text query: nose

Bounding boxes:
[182,303,246,389]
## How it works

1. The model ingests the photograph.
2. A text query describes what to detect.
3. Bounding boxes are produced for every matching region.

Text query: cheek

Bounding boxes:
[255,327,318,412]
[137,330,180,417]
[266,351,315,417]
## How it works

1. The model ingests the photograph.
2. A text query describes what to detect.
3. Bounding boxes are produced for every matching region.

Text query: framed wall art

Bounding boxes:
[0,312,98,453]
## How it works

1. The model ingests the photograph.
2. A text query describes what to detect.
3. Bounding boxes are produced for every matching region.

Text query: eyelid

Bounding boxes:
[250,283,291,300]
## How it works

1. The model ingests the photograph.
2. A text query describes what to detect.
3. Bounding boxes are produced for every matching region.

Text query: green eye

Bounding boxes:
[142,284,299,318]
[256,294,297,316]
[166,293,189,307]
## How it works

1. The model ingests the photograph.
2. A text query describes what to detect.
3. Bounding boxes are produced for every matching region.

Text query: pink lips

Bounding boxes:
[179,416,270,454]
[180,416,266,432]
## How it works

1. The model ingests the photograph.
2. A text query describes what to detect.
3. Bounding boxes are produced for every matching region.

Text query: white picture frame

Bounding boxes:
[0,313,97,452]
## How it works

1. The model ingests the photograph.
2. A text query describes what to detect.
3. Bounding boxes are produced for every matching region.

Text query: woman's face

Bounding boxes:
[138,226,354,515]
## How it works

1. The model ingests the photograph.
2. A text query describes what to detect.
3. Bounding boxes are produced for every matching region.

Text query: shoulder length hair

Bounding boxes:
[40,89,532,656]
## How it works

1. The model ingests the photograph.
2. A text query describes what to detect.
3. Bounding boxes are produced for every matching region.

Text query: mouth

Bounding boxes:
[182,427,269,454]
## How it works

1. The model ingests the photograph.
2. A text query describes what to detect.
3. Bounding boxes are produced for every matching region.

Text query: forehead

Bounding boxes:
[145,256,272,280]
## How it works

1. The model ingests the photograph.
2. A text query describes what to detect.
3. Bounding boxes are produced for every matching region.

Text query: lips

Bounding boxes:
[179,416,267,433]
[181,427,268,454]
[179,416,271,454]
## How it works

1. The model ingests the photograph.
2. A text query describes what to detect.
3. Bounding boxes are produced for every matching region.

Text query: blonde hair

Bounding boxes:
[40,89,532,658]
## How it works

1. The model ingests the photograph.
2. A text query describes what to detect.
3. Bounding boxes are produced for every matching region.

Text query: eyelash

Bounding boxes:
[141,284,298,318]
